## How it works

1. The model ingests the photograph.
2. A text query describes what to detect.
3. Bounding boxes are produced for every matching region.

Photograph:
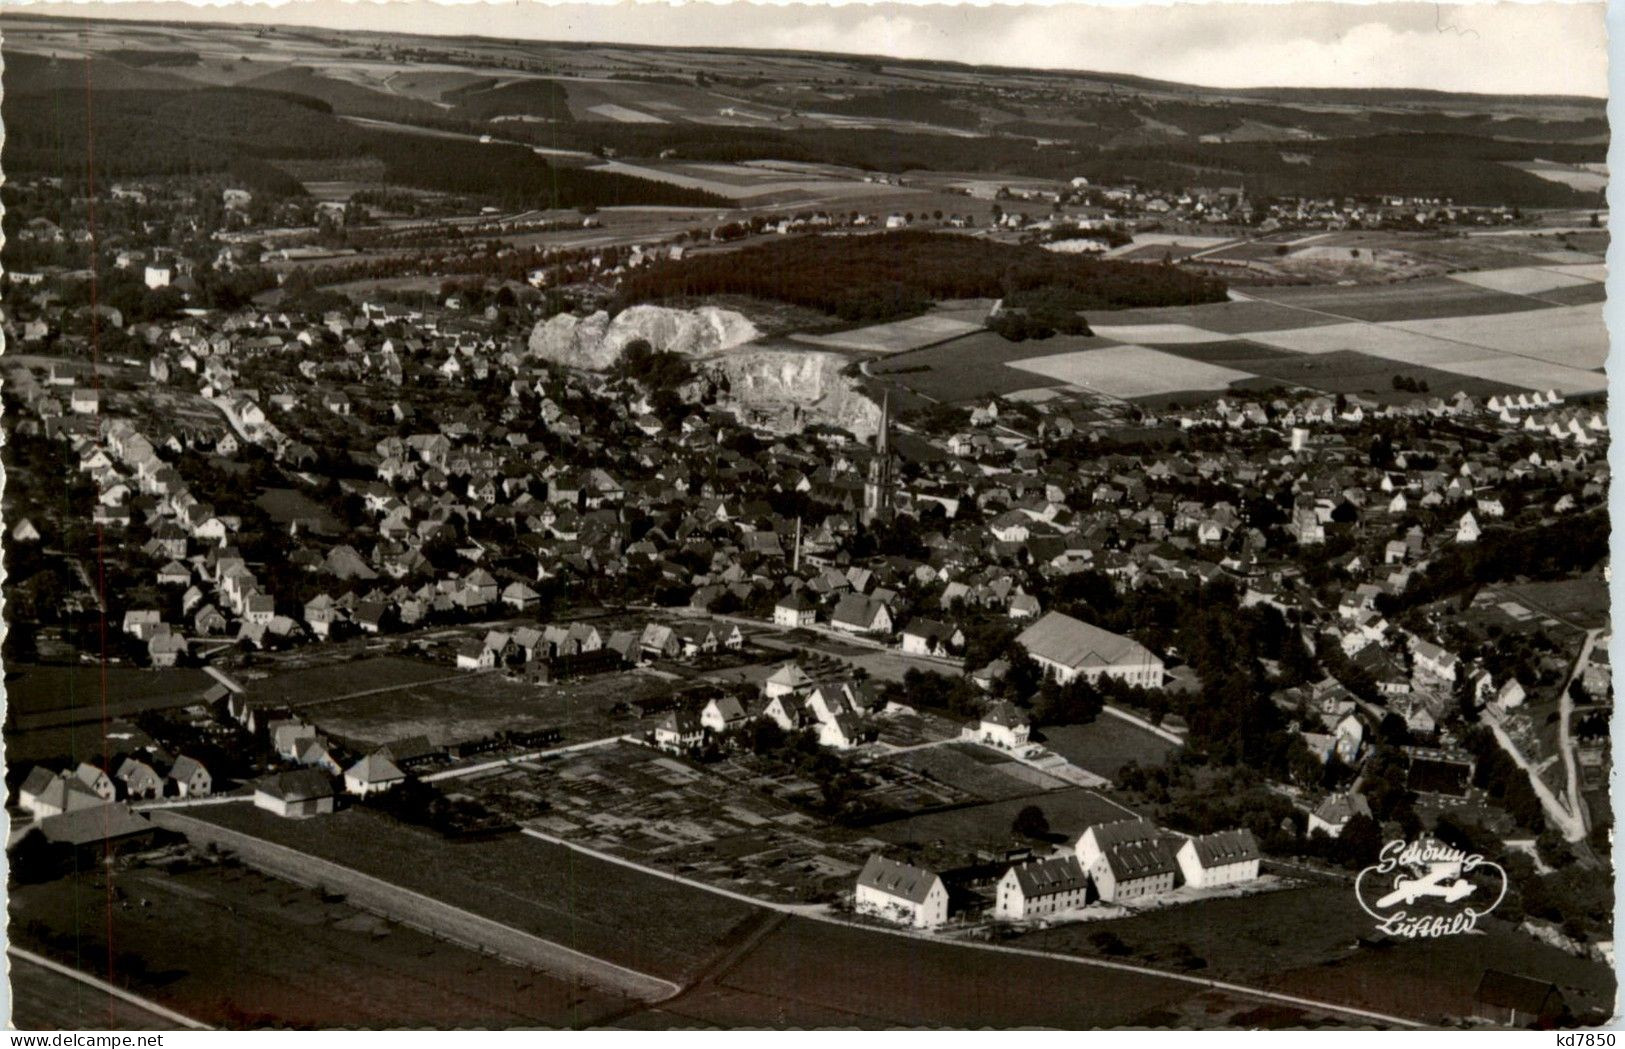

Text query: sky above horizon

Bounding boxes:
[7,0,1610,96]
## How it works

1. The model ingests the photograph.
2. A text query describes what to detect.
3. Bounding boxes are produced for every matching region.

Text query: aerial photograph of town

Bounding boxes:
[0,0,1614,1032]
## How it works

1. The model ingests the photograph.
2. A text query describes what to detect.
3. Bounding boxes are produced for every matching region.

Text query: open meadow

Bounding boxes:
[180,802,759,984]
[1012,880,1617,1025]
[11,861,631,1028]
[866,785,1139,850]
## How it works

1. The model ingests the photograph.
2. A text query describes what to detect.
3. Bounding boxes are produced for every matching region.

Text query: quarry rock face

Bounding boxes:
[708,349,883,441]
[527,305,759,370]
[528,306,878,439]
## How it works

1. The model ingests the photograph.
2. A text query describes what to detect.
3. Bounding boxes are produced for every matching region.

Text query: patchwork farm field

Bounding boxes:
[870,261,1608,405]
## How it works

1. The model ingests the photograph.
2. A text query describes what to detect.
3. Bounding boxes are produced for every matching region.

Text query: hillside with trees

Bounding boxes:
[615,231,1228,324]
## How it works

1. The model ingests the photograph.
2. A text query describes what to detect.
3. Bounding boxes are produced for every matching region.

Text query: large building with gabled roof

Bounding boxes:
[1016,611,1164,689]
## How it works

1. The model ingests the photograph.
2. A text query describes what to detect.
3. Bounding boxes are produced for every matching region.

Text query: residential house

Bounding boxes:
[994,855,1090,920]
[344,751,407,796]
[854,854,949,929]
[1175,829,1261,889]
[978,701,1031,750]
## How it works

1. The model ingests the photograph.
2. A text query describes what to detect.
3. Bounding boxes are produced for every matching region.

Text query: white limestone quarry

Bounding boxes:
[708,348,883,441]
[527,305,760,370]
[528,305,883,440]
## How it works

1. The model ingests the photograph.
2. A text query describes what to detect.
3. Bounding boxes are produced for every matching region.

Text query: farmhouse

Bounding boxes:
[994,855,1090,920]
[830,593,892,635]
[1016,611,1164,688]
[901,619,963,657]
[774,591,817,628]
[254,769,337,819]
[1175,829,1262,889]
[344,751,407,796]
[854,854,949,929]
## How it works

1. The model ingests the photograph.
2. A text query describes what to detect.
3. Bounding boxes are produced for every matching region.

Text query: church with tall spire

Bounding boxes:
[861,392,894,526]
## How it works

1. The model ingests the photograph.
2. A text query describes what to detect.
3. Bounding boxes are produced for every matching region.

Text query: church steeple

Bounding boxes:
[862,392,894,525]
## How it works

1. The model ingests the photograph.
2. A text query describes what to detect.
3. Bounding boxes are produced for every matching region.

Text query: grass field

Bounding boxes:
[1491,576,1611,630]
[11,862,630,1028]
[866,785,1138,849]
[1244,279,1550,323]
[1009,345,1253,398]
[6,665,214,719]
[791,313,984,354]
[1449,265,1596,296]
[685,915,1214,1028]
[1039,717,1179,780]
[240,655,453,706]
[1014,880,1617,1025]
[302,666,673,747]
[7,955,177,1031]
[181,803,757,983]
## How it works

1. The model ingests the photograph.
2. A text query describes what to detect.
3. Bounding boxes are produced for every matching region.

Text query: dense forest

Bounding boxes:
[615,230,1229,323]
[2,82,728,210]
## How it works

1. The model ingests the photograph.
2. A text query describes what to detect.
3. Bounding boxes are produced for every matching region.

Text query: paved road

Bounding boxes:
[422,733,630,783]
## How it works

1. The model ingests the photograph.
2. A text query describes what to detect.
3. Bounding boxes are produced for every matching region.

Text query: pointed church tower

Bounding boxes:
[862,392,894,526]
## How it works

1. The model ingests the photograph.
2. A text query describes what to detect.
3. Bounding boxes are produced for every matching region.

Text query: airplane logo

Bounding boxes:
[1374,862,1478,909]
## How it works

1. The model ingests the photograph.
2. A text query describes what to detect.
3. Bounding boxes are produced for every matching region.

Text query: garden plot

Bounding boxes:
[791,314,984,353]
[1009,345,1253,399]
[1449,266,1595,296]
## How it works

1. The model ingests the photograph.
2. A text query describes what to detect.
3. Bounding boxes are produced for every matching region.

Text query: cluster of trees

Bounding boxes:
[616,231,1228,325]
[1390,374,1431,393]
[988,285,1099,342]
[1376,509,1607,616]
